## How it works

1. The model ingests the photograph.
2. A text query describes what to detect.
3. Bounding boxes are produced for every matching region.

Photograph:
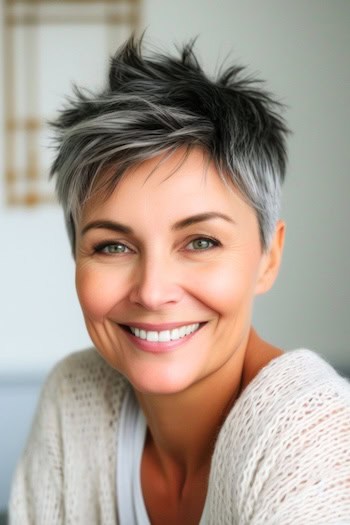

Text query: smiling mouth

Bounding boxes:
[121,323,204,342]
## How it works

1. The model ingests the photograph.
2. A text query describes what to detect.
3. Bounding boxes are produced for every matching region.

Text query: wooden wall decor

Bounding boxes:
[3,0,141,206]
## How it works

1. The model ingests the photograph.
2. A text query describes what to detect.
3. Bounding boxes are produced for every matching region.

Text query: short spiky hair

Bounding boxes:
[50,36,289,254]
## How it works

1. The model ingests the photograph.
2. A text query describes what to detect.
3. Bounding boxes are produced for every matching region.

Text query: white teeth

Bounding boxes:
[179,326,187,338]
[129,323,200,342]
[146,331,158,342]
[185,325,193,336]
[171,328,179,340]
[159,330,171,342]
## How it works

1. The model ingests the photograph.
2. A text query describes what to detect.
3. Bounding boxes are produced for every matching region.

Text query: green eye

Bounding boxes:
[187,238,218,250]
[105,244,127,253]
[95,242,130,254]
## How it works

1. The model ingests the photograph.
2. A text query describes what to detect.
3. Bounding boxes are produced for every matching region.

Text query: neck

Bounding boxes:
[134,329,251,477]
[134,328,283,481]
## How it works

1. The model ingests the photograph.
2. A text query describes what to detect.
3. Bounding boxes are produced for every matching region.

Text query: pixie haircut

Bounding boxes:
[50,36,289,254]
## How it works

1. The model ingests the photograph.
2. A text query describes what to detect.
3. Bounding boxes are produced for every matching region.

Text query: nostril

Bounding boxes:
[129,279,184,309]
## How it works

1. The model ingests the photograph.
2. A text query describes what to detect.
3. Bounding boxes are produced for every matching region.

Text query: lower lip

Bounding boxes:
[123,326,203,354]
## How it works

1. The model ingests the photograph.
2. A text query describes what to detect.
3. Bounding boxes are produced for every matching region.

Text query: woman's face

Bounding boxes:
[75,148,280,394]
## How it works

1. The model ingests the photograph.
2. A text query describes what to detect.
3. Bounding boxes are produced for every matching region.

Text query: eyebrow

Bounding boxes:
[81,220,132,237]
[80,212,235,237]
[172,212,236,230]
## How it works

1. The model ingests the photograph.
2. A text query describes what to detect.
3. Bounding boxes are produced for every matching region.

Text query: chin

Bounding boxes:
[124,365,196,396]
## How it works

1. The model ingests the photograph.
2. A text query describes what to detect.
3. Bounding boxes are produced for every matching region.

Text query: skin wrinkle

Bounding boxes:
[75,150,285,518]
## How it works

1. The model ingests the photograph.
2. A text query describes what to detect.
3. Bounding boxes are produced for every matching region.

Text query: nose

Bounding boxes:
[129,252,183,310]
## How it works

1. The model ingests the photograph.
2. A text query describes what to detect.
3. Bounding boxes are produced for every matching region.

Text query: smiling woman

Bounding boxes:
[9,37,350,525]
[75,149,282,397]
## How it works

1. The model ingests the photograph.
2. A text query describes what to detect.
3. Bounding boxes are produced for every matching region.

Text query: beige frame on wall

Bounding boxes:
[3,0,141,206]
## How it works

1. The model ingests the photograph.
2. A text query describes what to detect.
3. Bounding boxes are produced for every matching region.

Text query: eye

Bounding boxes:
[186,237,220,251]
[94,241,132,255]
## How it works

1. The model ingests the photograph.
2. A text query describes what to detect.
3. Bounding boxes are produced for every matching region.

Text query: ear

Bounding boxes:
[255,220,285,296]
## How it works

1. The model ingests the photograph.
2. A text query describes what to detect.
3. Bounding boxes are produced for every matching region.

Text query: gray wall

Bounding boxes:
[1,0,349,510]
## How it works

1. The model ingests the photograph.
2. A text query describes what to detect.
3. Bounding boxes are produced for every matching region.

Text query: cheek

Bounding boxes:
[187,256,260,315]
[75,265,126,321]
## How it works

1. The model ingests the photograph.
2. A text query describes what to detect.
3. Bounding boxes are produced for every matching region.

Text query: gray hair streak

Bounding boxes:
[50,36,289,254]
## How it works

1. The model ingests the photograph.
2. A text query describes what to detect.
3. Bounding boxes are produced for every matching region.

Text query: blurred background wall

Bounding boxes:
[0,0,349,511]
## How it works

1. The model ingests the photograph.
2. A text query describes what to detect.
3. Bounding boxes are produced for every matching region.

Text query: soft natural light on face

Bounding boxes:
[75,148,273,394]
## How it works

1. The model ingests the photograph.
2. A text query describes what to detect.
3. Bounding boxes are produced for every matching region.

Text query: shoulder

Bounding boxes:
[45,347,118,381]
[10,351,127,523]
[209,350,350,523]
[252,348,350,411]
[31,348,130,443]
[253,349,350,445]
[43,347,128,401]
[231,349,350,444]
[255,347,349,392]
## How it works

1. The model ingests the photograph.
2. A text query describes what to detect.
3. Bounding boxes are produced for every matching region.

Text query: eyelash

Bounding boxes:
[185,236,221,251]
[92,236,221,255]
[93,241,132,255]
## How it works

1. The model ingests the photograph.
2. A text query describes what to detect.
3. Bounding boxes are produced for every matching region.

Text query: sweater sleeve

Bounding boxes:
[9,349,126,525]
[207,350,350,525]
[9,361,65,525]
[250,378,350,525]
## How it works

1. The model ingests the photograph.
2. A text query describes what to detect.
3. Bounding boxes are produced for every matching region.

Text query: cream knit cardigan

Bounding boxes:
[10,348,350,525]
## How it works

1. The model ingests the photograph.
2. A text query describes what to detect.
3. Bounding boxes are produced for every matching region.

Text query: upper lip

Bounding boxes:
[119,321,205,331]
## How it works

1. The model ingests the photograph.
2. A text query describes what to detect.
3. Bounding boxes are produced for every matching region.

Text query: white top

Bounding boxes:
[117,387,208,524]
[9,348,350,524]
[116,387,149,524]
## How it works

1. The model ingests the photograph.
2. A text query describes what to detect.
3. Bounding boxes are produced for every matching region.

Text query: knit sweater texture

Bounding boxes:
[9,348,350,525]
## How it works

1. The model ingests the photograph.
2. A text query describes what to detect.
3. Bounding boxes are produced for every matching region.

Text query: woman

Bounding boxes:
[10,38,350,524]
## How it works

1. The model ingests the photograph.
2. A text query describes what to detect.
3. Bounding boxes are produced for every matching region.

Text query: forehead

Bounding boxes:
[87,149,223,203]
[79,147,256,229]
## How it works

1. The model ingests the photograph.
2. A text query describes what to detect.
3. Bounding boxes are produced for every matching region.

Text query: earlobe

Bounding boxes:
[255,220,285,295]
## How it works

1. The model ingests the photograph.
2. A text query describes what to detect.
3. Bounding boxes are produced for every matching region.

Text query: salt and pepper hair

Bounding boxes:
[50,36,289,254]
